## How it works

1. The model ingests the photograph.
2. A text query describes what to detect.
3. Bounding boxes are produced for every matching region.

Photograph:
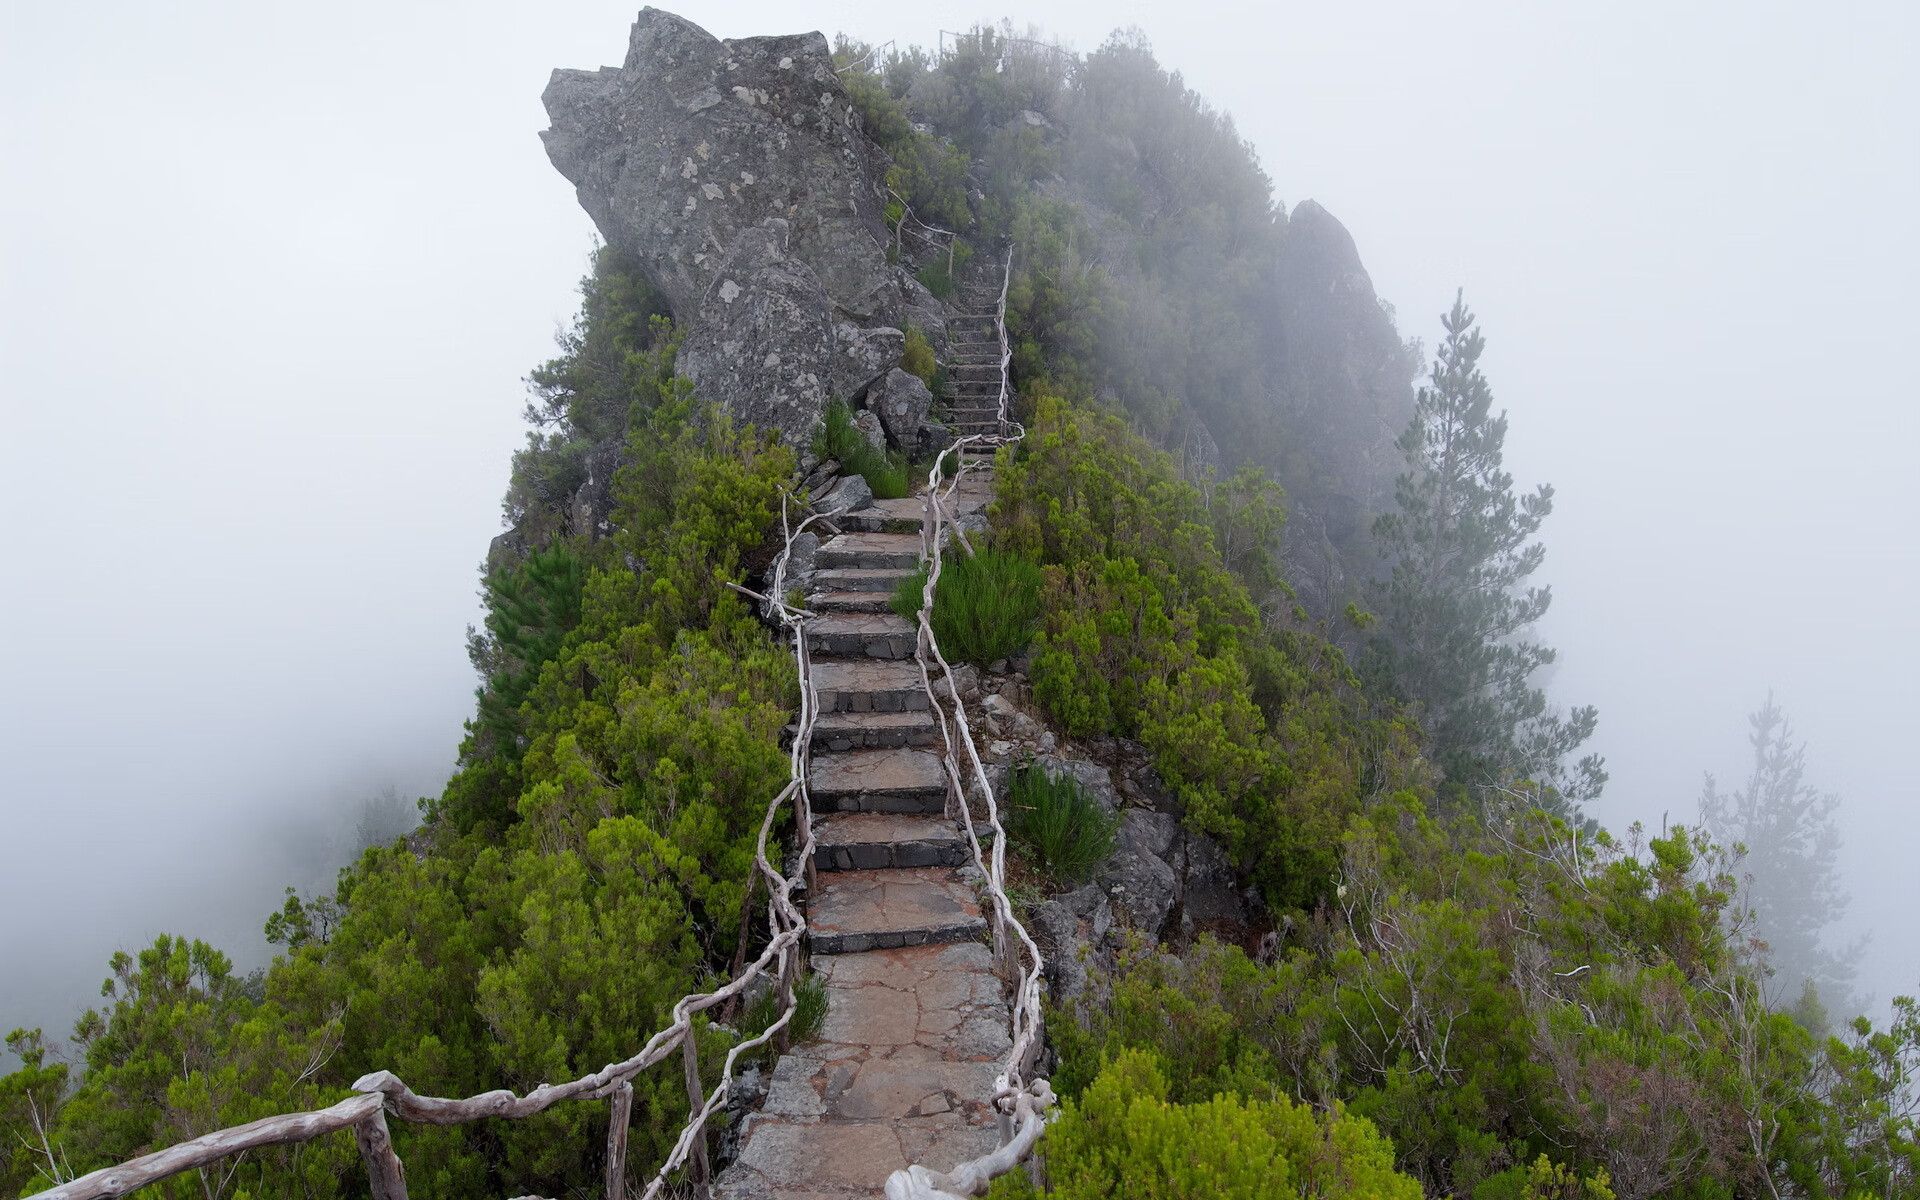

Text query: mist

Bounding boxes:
[3,0,1914,1061]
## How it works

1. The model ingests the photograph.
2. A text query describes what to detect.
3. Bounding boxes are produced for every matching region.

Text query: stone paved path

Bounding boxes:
[716,284,1010,1198]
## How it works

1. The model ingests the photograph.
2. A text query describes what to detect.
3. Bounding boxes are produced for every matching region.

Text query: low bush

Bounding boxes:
[814,399,910,499]
[902,324,939,388]
[986,1049,1422,1200]
[889,547,1043,665]
[1005,765,1117,884]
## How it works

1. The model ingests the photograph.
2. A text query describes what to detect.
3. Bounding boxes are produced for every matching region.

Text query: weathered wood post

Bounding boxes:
[354,1106,408,1200]
[680,1029,710,1186]
[604,1080,633,1200]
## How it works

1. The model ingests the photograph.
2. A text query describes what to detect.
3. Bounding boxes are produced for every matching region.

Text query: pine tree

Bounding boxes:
[1700,695,1862,1015]
[1369,291,1603,805]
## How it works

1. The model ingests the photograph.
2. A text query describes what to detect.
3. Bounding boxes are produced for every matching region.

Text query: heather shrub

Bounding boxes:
[1005,765,1117,885]
[890,547,1043,666]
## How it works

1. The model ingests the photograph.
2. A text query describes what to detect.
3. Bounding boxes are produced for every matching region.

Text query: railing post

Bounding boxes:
[680,1029,711,1187]
[604,1080,633,1200]
[354,1106,408,1200]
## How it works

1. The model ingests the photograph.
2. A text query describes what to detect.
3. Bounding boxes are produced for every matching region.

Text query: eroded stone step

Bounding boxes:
[813,812,966,871]
[808,866,986,953]
[834,496,928,534]
[817,532,923,570]
[812,567,913,593]
[812,659,928,713]
[809,747,946,813]
[806,611,916,659]
[809,589,895,613]
[808,709,940,751]
[714,942,1009,1197]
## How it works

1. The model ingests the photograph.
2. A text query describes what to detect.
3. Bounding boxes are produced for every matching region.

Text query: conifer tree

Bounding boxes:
[1701,695,1862,1015]
[1369,291,1603,805]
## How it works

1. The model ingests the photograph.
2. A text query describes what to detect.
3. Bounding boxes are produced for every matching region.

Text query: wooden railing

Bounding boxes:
[888,246,1055,1200]
[33,499,831,1200]
[886,186,959,277]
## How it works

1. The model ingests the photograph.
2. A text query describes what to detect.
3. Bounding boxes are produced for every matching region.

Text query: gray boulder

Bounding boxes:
[866,367,935,450]
[852,408,887,456]
[1034,754,1120,815]
[1106,845,1179,940]
[833,322,904,399]
[813,473,871,517]
[1030,884,1113,1005]
[677,219,835,444]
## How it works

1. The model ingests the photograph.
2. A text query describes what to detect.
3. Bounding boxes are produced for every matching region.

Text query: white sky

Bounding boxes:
[3,1,1915,1043]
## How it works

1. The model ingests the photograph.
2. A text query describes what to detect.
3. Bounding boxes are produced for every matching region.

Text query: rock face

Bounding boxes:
[542,8,937,445]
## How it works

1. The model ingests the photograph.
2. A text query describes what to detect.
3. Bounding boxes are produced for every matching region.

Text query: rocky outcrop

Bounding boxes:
[1270,199,1417,532]
[542,8,942,445]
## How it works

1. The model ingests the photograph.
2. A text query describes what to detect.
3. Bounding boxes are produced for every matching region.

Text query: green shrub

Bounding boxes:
[903,325,938,387]
[889,548,1043,665]
[987,1049,1422,1200]
[1005,765,1117,884]
[813,398,910,500]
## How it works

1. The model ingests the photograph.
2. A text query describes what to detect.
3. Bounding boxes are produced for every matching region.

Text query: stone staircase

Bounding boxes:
[941,281,1010,440]
[716,288,1014,1197]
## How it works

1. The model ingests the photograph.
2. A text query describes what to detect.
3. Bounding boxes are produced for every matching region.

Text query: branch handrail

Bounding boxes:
[33,497,831,1200]
[885,185,959,276]
[887,244,1052,1200]
[834,38,894,75]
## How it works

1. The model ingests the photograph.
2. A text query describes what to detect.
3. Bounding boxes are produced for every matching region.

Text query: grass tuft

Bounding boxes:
[814,398,910,499]
[1006,766,1118,885]
[888,547,1042,665]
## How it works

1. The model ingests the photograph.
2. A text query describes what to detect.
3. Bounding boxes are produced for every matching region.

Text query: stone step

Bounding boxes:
[809,746,947,813]
[808,866,987,954]
[806,709,940,751]
[812,658,929,713]
[812,567,912,593]
[834,496,927,534]
[817,532,923,571]
[813,812,966,871]
[806,611,916,659]
[809,589,896,613]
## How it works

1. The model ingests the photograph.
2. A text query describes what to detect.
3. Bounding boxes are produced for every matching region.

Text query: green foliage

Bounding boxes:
[889,548,1043,666]
[813,398,909,499]
[2,1030,71,1198]
[997,393,1422,910]
[902,324,939,387]
[988,1049,1421,1200]
[1005,766,1118,885]
[1368,293,1601,808]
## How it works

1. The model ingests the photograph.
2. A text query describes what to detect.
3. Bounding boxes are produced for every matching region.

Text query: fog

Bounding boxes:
[3,0,1914,1054]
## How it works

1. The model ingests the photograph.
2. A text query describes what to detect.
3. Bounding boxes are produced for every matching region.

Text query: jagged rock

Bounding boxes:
[866,367,934,449]
[1106,844,1179,939]
[832,322,904,399]
[569,439,624,539]
[800,458,838,497]
[1030,884,1113,1004]
[542,9,894,321]
[1272,198,1417,523]
[814,474,871,518]
[852,408,886,455]
[674,219,836,445]
[541,9,935,445]
[1034,754,1120,815]
[1117,809,1181,861]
